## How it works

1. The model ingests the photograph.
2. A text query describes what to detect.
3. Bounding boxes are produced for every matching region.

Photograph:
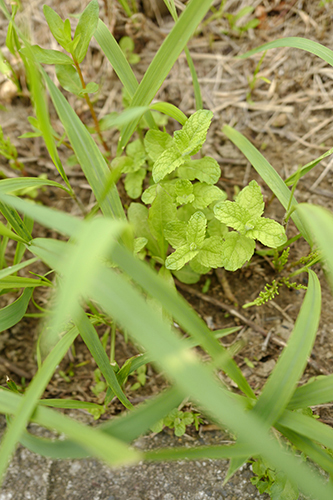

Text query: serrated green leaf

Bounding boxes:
[43,5,71,51]
[148,187,177,258]
[247,218,287,248]
[175,179,194,205]
[127,203,160,258]
[55,64,82,96]
[141,185,157,205]
[196,236,224,268]
[73,0,99,63]
[152,145,184,183]
[126,139,146,167]
[192,183,226,209]
[221,233,255,271]
[190,257,211,275]
[173,264,201,284]
[164,220,187,248]
[165,244,199,271]
[186,211,207,247]
[207,218,228,238]
[173,110,213,156]
[214,200,252,233]
[20,45,74,65]
[178,157,220,184]
[124,169,146,199]
[236,180,264,218]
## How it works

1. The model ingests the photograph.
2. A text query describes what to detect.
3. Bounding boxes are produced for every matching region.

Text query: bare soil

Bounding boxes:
[0,0,333,429]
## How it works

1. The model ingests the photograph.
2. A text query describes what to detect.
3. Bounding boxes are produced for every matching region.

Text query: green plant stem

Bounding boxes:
[73,59,109,155]
[110,320,116,363]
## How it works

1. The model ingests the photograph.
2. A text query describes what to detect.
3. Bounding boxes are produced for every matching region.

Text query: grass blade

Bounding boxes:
[285,147,333,187]
[287,375,333,409]
[0,177,69,194]
[0,288,32,331]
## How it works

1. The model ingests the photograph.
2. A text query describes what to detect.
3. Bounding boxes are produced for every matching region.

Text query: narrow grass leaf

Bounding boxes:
[0,177,69,194]
[0,288,32,331]
[0,276,48,289]
[297,204,333,292]
[99,106,149,131]
[240,37,333,67]
[37,399,103,410]
[150,102,188,125]
[223,125,312,243]
[185,47,203,110]
[285,147,333,186]
[119,0,215,149]
[0,220,27,243]
[0,202,32,242]
[41,70,125,220]
[287,375,333,409]
[0,257,38,280]
[252,270,320,425]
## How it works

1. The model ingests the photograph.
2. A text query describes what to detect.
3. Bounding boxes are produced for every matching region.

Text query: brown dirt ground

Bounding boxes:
[0,0,333,429]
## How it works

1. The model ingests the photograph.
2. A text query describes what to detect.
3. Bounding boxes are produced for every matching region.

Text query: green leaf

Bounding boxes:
[175,179,194,205]
[0,177,69,195]
[99,107,149,132]
[172,264,201,284]
[43,5,71,51]
[207,218,228,238]
[192,183,226,209]
[0,288,32,332]
[214,200,252,233]
[144,130,175,162]
[247,218,287,247]
[287,375,333,409]
[285,147,333,187]
[221,233,255,271]
[173,109,213,156]
[150,102,187,126]
[196,236,224,268]
[190,256,211,275]
[0,220,27,243]
[236,180,264,218]
[165,244,199,270]
[55,64,82,96]
[178,156,221,184]
[127,203,161,258]
[124,169,146,199]
[73,0,99,63]
[0,276,48,290]
[20,45,74,65]
[164,220,187,248]
[0,202,32,242]
[126,139,146,166]
[148,187,177,258]
[152,145,184,183]
[186,211,207,247]
[80,82,99,95]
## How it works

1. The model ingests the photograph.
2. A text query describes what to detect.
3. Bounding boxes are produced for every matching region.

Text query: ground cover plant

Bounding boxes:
[0,0,333,498]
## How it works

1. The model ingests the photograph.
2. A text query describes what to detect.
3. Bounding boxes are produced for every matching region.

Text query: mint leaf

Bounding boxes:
[173,109,213,156]
[126,139,146,168]
[173,264,201,284]
[207,218,228,238]
[73,0,99,63]
[128,202,160,258]
[178,157,221,184]
[165,244,199,271]
[148,187,177,258]
[142,185,157,204]
[236,179,264,218]
[175,179,194,205]
[43,5,71,50]
[134,237,148,254]
[190,257,211,275]
[80,82,99,95]
[111,156,135,173]
[247,218,287,247]
[164,221,187,248]
[221,233,255,271]
[196,236,224,268]
[186,211,207,247]
[124,169,146,199]
[152,145,184,183]
[20,45,73,65]
[55,64,82,96]
[192,183,226,210]
[214,200,253,233]
[144,130,173,161]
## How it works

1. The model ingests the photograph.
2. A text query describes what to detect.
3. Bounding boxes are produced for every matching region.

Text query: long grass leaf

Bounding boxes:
[222,125,312,242]
[252,270,321,425]
[0,202,32,242]
[285,147,333,187]
[288,375,333,409]
[240,37,333,67]
[41,70,125,220]
[0,288,32,331]
[0,257,38,280]
[0,276,48,289]
[0,177,69,194]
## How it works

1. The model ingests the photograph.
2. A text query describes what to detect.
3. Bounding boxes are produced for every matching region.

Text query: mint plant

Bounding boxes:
[151,407,204,437]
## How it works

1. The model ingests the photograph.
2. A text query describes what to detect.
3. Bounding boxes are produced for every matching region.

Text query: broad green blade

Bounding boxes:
[150,102,188,125]
[222,125,312,243]
[252,270,320,425]
[74,310,133,409]
[0,276,48,289]
[297,204,333,292]
[110,243,255,399]
[0,389,140,467]
[287,375,333,409]
[41,70,125,220]
[240,37,333,68]
[285,147,333,187]
[0,177,69,194]
[16,387,184,459]
[0,257,38,280]
[119,0,215,149]
[0,288,32,331]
